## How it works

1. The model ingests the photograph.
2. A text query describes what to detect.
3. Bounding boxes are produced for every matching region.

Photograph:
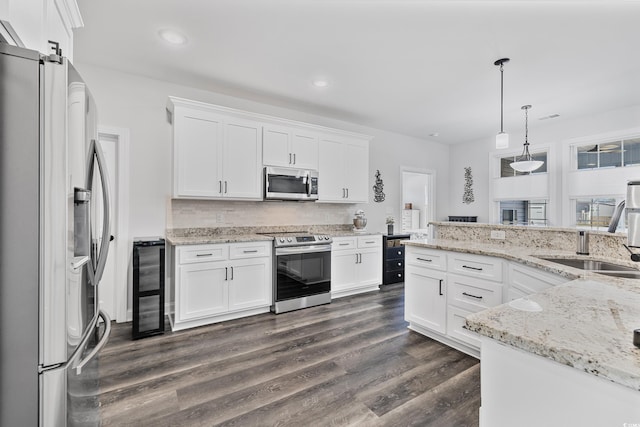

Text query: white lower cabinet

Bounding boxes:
[405,246,570,357]
[331,235,382,298]
[405,247,503,357]
[170,241,272,331]
[405,264,446,334]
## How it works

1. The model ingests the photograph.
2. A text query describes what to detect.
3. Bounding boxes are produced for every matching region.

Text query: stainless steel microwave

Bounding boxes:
[264,166,319,201]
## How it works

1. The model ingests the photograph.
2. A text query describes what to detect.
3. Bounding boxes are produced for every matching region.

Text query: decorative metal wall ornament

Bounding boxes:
[373,170,385,202]
[463,167,475,204]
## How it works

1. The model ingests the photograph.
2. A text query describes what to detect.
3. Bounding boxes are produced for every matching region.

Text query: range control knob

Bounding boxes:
[279,238,285,243]
[325,236,331,240]
[287,237,293,242]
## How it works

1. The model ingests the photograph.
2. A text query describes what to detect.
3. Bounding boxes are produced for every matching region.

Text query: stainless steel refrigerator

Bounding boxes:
[0,43,112,426]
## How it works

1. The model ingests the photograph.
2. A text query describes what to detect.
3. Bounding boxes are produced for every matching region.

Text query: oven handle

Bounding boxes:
[275,244,332,255]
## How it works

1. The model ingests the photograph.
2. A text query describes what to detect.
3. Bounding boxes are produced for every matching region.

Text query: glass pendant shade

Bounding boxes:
[496,132,509,149]
[510,158,544,172]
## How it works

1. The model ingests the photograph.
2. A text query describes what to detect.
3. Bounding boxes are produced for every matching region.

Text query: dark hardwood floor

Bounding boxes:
[98,283,480,426]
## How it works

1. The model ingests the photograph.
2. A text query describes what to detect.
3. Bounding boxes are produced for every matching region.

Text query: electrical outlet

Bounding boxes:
[490,230,506,240]
[216,213,224,223]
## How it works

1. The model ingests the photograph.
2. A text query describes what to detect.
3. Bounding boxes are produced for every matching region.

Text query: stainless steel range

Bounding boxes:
[267,232,332,314]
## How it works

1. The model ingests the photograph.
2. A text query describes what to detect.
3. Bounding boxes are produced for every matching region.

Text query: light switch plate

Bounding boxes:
[490,230,506,240]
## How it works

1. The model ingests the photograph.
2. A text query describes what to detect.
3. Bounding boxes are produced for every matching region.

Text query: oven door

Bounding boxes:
[274,245,331,301]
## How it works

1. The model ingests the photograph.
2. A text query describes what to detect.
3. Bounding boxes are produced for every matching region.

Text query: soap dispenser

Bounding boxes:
[576,230,589,255]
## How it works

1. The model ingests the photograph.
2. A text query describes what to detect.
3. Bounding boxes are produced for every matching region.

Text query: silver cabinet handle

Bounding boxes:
[346,188,349,198]
[224,181,228,194]
[196,253,213,257]
[289,153,292,164]
[293,153,296,164]
[417,257,432,262]
[230,266,234,280]
[365,241,376,244]
[243,250,258,253]
[342,188,346,198]
[76,310,111,375]
[463,292,483,300]
[225,267,228,281]
[219,180,223,194]
[339,243,350,246]
[438,279,444,296]
[462,265,483,271]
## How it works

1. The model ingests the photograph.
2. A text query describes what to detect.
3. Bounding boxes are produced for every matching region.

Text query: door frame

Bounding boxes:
[97,126,130,323]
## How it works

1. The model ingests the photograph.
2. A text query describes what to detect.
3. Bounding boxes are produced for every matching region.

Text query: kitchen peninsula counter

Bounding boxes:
[404,237,640,425]
[403,238,640,390]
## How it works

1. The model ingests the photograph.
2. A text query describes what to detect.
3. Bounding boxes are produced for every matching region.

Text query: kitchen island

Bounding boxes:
[403,237,640,427]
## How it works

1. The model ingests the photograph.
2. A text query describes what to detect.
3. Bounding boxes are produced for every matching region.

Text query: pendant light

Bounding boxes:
[510,105,544,172]
[494,58,510,149]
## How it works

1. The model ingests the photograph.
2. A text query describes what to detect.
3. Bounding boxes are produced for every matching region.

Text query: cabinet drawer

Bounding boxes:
[447,274,502,312]
[448,252,503,282]
[385,270,404,284]
[229,242,271,259]
[406,247,446,271]
[385,259,404,271]
[333,237,357,251]
[358,236,381,248]
[178,245,228,264]
[508,262,566,296]
[386,246,405,260]
[447,305,480,349]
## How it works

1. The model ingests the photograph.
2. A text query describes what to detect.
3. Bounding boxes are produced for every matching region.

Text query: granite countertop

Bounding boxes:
[166,226,381,245]
[403,238,640,391]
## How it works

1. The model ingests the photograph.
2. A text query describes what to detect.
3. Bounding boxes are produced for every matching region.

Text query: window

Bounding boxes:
[500,151,547,177]
[499,200,548,226]
[575,198,621,230]
[576,137,640,170]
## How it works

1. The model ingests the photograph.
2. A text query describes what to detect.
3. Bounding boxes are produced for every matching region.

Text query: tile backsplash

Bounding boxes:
[167,198,354,229]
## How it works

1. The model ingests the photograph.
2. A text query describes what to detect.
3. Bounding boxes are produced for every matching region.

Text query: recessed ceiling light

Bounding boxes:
[312,79,329,88]
[158,29,187,45]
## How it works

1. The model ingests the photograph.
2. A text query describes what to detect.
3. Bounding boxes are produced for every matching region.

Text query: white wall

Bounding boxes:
[449,104,640,223]
[74,63,450,238]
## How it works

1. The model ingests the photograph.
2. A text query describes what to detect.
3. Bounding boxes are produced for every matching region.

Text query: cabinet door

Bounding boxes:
[357,247,382,286]
[222,118,262,199]
[343,140,369,203]
[331,250,358,293]
[290,130,318,169]
[228,257,271,311]
[405,265,446,334]
[262,125,291,167]
[177,262,228,321]
[174,108,223,198]
[318,137,346,202]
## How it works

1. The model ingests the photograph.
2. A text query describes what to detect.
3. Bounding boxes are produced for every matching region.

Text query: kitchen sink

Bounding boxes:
[537,257,640,279]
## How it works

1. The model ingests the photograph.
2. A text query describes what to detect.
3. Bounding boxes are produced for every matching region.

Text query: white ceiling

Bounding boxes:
[73,0,640,144]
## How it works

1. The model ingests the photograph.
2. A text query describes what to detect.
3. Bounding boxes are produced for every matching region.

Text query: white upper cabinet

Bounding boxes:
[1,0,82,60]
[168,97,262,200]
[168,96,371,202]
[318,135,369,203]
[263,125,318,170]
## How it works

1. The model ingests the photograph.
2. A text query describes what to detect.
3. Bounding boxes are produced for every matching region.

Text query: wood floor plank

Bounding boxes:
[98,283,481,426]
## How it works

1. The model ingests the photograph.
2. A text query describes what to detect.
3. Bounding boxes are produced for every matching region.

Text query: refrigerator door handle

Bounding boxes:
[75,309,111,375]
[87,139,111,285]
